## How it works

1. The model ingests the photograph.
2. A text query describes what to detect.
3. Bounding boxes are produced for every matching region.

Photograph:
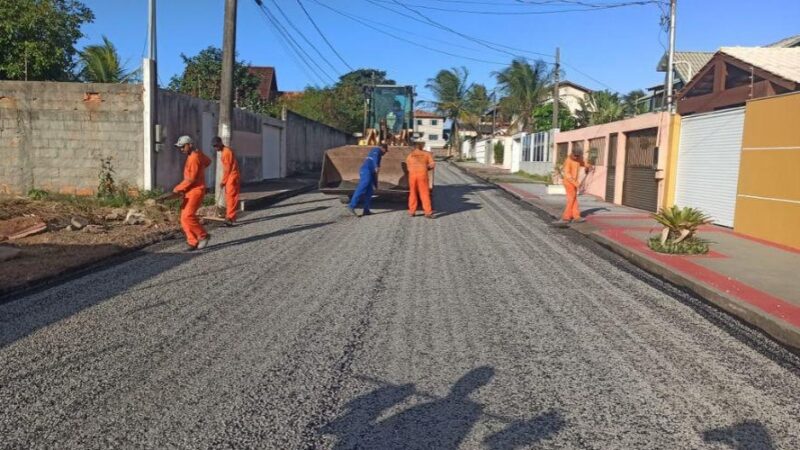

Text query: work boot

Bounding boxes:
[224,219,235,227]
[425,214,435,220]
[197,235,210,250]
[571,218,586,224]
[186,245,198,252]
[361,210,373,216]
[346,206,357,216]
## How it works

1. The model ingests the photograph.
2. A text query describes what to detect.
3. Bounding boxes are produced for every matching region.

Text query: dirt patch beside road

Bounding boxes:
[0,195,183,295]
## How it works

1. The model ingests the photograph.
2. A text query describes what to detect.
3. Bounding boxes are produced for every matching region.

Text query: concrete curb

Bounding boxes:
[451,161,800,351]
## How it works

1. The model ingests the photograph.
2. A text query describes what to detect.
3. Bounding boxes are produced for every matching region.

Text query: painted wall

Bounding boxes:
[0,81,143,195]
[414,117,447,149]
[662,114,682,207]
[553,112,671,206]
[285,110,356,174]
[734,92,800,249]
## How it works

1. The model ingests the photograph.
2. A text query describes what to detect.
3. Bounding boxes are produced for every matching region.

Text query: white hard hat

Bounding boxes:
[174,135,194,147]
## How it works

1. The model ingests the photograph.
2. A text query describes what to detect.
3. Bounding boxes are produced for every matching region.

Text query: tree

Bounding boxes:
[576,90,625,127]
[623,89,648,116]
[494,58,553,133]
[274,68,396,133]
[426,67,472,155]
[168,47,262,110]
[78,36,135,83]
[462,83,491,134]
[0,0,94,81]
[532,102,577,133]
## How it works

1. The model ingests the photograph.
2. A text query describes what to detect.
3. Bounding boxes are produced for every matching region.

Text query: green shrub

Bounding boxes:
[27,188,49,200]
[493,141,504,164]
[647,236,710,255]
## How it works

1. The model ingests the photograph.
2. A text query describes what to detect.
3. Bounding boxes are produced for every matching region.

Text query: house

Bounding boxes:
[550,80,593,115]
[664,46,800,235]
[414,110,447,152]
[248,66,279,102]
[641,34,800,113]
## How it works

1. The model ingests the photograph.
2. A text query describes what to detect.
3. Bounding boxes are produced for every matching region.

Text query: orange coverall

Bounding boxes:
[406,149,435,216]
[220,146,241,221]
[173,150,212,247]
[561,156,589,221]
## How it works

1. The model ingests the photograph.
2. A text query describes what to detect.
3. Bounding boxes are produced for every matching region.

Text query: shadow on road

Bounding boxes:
[580,207,610,218]
[702,421,775,450]
[236,206,330,225]
[265,197,337,210]
[432,184,493,219]
[206,222,333,252]
[321,366,565,449]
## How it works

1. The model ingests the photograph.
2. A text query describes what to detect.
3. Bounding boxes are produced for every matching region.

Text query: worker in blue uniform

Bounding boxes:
[347,142,389,217]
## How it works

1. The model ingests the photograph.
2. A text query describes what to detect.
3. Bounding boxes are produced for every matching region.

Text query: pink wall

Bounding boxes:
[553,112,671,207]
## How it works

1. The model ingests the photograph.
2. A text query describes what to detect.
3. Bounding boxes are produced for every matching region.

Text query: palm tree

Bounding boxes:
[493,58,553,133]
[426,67,472,156]
[78,36,135,83]
[623,89,648,116]
[462,83,491,134]
[576,90,625,127]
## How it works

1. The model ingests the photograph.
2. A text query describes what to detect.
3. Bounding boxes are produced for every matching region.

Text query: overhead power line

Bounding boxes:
[295,0,354,72]
[254,1,332,85]
[268,0,341,77]
[310,0,507,66]
[372,0,664,15]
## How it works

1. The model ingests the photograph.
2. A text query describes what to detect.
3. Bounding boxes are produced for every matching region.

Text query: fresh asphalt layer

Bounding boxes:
[1,164,799,449]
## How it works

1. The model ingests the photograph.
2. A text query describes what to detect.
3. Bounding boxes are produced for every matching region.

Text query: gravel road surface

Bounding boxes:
[2,163,799,449]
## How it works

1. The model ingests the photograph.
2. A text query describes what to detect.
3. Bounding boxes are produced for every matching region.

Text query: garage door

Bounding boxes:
[605,133,618,203]
[675,108,745,227]
[622,128,659,212]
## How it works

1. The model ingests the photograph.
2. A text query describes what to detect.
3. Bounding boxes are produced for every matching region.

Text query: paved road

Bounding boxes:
[2,164,800,449]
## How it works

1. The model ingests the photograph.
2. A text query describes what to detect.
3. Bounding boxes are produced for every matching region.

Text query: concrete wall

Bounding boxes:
[554,112,671,206]
[734,92,800,249]
[0,81,143,195]
[285,110,356,174]
[155,90,285,189]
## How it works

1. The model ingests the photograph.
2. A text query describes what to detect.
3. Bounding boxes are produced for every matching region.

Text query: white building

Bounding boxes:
[414,110,447,152]
[544,80,592,115]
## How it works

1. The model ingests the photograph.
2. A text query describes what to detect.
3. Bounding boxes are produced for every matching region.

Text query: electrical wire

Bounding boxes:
[309,0,508,66]
[372,0,663,15]
[254,1,329,86]
[255,1,337,84]
[268,0,341,77]
[295,0,354,72]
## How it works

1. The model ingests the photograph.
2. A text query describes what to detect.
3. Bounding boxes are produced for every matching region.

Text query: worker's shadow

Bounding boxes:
[580,207,610,218]
[430,183,492,218]
[702,421,775,450]
[234,206,330,225]
[320,366,565,449]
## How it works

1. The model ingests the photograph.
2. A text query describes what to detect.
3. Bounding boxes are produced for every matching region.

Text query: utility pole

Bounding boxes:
[217,0,238,206]
[551,47,560,163]
[142,0,158,190]
[665,0,677,113]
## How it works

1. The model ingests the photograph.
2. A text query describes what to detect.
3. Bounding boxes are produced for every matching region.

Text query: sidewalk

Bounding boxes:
[454,161,800,350]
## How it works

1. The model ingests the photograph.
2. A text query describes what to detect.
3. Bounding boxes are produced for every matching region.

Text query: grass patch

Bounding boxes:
[514,171,552,184]
[647,236,710,255]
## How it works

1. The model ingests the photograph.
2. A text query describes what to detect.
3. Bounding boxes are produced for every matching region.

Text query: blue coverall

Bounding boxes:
[348,147,382,212]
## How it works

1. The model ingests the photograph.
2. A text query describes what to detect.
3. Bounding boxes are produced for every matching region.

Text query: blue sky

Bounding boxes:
[77,0,799,101]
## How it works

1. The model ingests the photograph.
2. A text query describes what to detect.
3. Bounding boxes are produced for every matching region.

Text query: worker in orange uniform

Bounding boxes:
[159,135,212,251]
[212,136,240,227]
[406,140,436,218]
[554,147,593,226]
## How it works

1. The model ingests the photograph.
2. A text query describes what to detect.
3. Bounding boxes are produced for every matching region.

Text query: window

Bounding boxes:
[522,134,532,161]
[430,119,438,126]
[588,137,606,165]
[428,134,439,141]
[416,119,424,125]
[532,131,551,162]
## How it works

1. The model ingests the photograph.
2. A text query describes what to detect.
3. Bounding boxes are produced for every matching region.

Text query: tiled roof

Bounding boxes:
[248,66,278,100]
[767,34,800,48]
[414,110,444,119]
[720,47,800,83]
[657,52,714,82]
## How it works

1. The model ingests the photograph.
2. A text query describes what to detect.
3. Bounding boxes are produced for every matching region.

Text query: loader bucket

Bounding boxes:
[318,145,434,196]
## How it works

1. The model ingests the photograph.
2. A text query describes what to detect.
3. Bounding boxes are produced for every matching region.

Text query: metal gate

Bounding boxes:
[605,133,618,203]
[622,128,659,212]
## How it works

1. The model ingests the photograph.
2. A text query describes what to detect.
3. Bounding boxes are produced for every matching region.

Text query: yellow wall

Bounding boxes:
[662,114,682,208]
[734,92,800,249]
